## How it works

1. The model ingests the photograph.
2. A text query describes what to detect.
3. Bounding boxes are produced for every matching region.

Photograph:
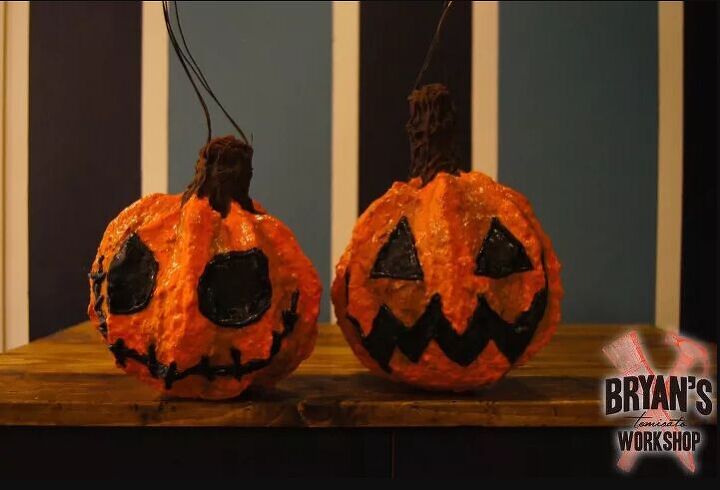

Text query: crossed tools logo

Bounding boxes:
[602,331,715,474]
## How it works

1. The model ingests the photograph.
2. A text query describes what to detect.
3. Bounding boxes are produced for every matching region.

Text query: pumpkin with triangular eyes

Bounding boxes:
[88,136,321,399]
[332,84,562,391]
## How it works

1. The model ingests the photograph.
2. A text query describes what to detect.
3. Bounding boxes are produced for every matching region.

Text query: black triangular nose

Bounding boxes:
[475,217,532,279]
[370,217,423,280]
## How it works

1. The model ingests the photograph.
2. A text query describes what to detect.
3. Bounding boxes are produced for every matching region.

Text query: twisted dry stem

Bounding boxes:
[407,83,460,185]
[183,135,256,216]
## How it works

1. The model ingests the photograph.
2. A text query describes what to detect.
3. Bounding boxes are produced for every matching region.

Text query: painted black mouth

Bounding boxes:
[89,256,108,338]
[347,288,546,373]
[90,254,301,389]
[343,213,552,373]
[105,290,299,390]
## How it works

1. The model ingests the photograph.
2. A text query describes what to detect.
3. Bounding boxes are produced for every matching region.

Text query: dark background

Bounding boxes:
[680,1,718,343]
[29,1,141,339]
[359,1,471,213]
[25,2,717,343]
[12,0,720,479]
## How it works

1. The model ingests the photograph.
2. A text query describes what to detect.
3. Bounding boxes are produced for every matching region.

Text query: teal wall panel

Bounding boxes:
[169,2,331,320]
[499,2,658,323]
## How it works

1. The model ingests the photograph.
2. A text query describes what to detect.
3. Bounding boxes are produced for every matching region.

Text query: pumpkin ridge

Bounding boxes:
[239,213,322,386]
[156,197,219,368]
[495,185,563,365]
[412,174,472,333]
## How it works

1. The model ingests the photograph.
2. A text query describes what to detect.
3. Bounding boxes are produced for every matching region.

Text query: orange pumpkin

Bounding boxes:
[88,136,321,399]
[332,84,562,391]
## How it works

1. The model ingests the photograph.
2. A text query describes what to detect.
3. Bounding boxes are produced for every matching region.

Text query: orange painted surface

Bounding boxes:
[88,193,321,400]
[332,171,563,391]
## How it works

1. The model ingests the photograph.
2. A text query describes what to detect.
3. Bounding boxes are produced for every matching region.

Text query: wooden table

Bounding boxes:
[0,323,715,477]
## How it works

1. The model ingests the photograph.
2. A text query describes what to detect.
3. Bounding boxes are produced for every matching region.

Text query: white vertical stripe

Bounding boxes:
[141,1,169,196]
[0,1,6,352]
[471,1,498,179]
[3,1,29,349]
[331,1,359,322]
[655,1,683,332]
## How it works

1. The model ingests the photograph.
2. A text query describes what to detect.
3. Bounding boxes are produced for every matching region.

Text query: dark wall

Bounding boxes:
[680,1,718,342]
[29,2,142,339]
[359,1,471,213]
[23,3,717,338]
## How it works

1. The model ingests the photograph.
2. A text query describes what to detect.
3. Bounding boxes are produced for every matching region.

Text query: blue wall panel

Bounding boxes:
[169,1,331,320]
[499,2,658,323]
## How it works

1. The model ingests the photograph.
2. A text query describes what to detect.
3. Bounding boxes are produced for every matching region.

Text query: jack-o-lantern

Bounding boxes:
[332,84,562,391]
[88,136,321,399]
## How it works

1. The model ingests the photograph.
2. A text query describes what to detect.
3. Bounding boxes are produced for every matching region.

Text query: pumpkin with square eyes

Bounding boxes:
[88,136,321,399]
[331,84,563,391]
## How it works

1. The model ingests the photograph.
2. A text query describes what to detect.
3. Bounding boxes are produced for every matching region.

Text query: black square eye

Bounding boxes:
[107,234,159,314]
[475,218,532,278]
[198,248,272,327]
[370,217,423,281]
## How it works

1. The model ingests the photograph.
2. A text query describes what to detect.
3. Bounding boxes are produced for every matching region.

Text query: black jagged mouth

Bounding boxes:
[344,250,550,373]
[347,288,547,373]
[105,290,300,390]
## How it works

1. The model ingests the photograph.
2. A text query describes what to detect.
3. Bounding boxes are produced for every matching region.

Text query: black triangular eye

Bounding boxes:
[371,217,423,280]
[475,218,532,278]
[107,234,159,314]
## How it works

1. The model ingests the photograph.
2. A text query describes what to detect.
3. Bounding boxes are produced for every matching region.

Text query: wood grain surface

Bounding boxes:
[0,322,715,427]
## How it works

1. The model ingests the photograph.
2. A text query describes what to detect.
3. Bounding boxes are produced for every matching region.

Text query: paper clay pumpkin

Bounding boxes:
[88,136,321,399]
[332,84,562,391]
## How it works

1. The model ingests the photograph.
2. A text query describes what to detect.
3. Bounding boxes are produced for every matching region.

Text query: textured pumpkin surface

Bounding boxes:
[88,191,321,400]
[332,171,562,391]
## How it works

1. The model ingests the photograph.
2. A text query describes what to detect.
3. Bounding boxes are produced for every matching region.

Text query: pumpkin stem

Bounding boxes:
[182,135,256,217]
[406,83,459,185]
